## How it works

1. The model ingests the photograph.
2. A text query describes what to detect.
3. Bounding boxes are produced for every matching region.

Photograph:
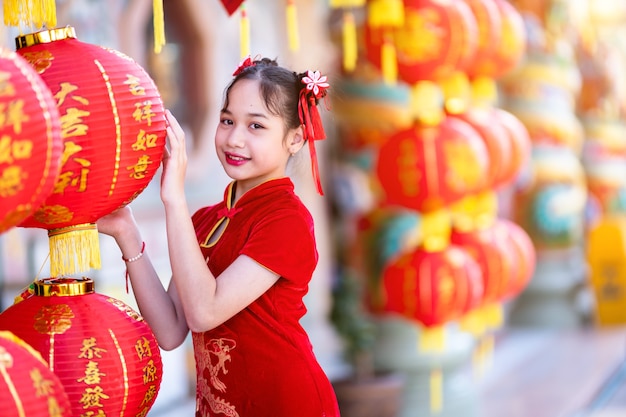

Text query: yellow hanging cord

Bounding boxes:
[342,10,357,72]
[153,0,166,54]
[3,0,57,29]
[240,4,250,59]
[286,0,299,52]
[430,368,443,413]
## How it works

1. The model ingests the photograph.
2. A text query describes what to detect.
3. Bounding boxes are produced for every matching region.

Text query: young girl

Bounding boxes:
[97,57,339,416]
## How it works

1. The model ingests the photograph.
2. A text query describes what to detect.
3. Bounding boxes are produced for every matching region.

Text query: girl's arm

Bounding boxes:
[162,111,281,333]
[97,206,189,351]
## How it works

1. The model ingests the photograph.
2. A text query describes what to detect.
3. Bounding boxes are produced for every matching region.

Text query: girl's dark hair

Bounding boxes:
[222,57,311,131]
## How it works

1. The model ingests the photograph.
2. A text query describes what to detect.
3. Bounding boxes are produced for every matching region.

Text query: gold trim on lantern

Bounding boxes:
[33,277,95,297]
[15,26,76,50]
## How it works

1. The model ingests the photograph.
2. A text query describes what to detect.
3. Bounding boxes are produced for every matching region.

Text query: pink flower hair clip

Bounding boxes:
[233,56,256,76]
[301,70,329,99]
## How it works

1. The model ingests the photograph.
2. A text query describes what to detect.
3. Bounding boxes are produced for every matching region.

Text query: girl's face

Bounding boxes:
[215,79,302,196]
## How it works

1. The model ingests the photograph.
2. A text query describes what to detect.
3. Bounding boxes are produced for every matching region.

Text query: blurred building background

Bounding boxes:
[1,1,626,417]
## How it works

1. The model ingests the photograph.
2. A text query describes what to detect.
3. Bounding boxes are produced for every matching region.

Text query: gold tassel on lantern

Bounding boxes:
[329,0,364,72]
[286,0,299,52]
[3,0,57,28]
[381,31,397,85]
[240,4,250,59]
[342,10,357,72]
[153,0,166,54]
[367,0,404,28]
[48,223,101,277]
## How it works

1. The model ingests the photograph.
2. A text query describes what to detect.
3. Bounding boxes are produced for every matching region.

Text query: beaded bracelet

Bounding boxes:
[122,241,145,294]
[122,241,146,263]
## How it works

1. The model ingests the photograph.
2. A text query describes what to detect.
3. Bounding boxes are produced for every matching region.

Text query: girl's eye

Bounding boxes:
[250,123,263,130]
[220,118,233,126]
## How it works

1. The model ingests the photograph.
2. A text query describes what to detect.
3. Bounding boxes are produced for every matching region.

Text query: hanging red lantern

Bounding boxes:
[496,218,536,300]
[450,223,516,306]
[0,277,163,417]
[486,0,526,79]
[364,0,478,84]
[375,244,483,327]
[375,116,489,212]
[16,27,167,277]
[0,47,62,235]
[464,0,503,79]
[0,330,71,417]
[450,108,512,189]
[491,107,532,186]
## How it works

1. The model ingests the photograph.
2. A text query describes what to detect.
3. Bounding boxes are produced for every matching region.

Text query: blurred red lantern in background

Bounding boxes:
[488,0,526,79]
[17,27,166,276]
[0,330,71,417]
[0,47,62,234]
[450,108,512,190]
[364,0,478,84]
[375,116,490,212]
[492,107,532,186]
[496,218,536,299]
[464,0,503,79]
[375,244,483,327]
[0,277,163,417]
[450,224,516,306]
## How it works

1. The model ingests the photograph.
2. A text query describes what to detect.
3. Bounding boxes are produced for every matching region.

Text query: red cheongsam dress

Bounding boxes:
[190,178,340,417]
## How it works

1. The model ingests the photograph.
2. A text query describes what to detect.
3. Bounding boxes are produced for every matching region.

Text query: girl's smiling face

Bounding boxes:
[215,79,303,196]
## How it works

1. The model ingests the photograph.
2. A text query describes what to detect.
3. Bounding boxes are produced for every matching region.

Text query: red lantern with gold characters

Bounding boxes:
[0,47,62,235]
[0,277,163,417]
[0,330,71,417]
[16,27,167,277]
[364,0,478,84]
[375,116,489,212]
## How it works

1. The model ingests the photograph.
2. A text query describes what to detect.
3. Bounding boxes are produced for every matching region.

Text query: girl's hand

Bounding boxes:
[161,109,188,206]
[96,206,137,240]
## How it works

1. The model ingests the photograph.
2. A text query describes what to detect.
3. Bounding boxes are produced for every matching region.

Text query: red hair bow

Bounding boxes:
[299,70,329,196]
[233,56,255,76]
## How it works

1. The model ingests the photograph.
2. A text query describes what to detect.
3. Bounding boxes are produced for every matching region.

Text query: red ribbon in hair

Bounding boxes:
[299,70,329,195]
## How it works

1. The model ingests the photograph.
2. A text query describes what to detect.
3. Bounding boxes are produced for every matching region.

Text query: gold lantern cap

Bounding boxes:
[16,26,76,50]
[33,277,94,297]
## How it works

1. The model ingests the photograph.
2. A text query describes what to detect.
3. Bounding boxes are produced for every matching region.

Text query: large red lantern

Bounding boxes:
[364,0,478,84]
[16,27,167,276]
[0,47,62,234]
[0,330,71,417]
[375,116,489,212]
[375,244,483,327]
[0,277,163,417]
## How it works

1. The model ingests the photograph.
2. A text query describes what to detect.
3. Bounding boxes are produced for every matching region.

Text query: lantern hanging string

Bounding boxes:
[3,0,57,30]
[153,0,166,53]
